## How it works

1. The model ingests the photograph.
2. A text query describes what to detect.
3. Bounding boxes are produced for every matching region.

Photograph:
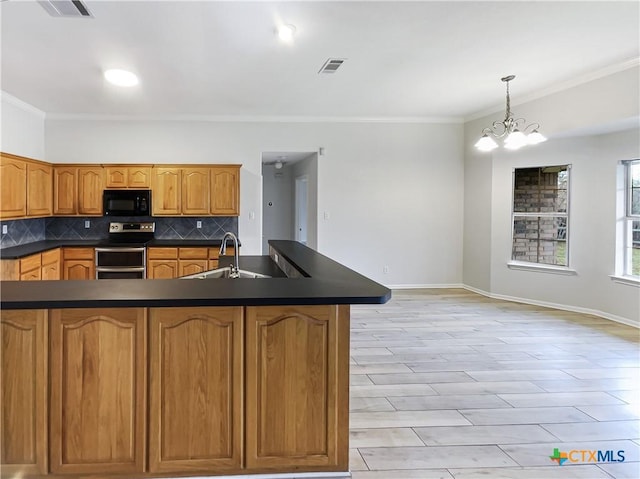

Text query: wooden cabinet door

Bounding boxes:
[210,166,240,216]
[147,259,179,279]
[128,166,151,188]
[77,167,104,215]
[178,259,208,277]
[0,155,27,219]
[245,305,349,471]
[182,167,210,215]
[152,168,181,215]
[105,166,128,188]
[27,162,53,217]
[149,307,243,472]
[49,308,146,474]
[63,260,94,280]
[42,248,61,280]
[53,166,77,215]
[0,310,48,476]
[63,247,95,280]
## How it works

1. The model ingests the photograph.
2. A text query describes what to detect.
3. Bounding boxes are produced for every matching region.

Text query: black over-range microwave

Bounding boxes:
[103,190,151,216]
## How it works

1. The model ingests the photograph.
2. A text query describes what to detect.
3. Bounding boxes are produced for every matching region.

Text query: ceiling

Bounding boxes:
[1,1,638,120]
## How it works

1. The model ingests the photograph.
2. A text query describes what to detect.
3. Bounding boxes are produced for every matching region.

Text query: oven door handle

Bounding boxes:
[95,266,146,272]
[95,247,146,253]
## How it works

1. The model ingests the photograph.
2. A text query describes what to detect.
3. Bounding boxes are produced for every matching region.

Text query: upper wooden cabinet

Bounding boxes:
[152,168,181,216]
[211,166,240,216]
[0,153,52,219]
[27,162,53,217]
[53,166,104,216]
[152,165,240,216]
[182,168,210,215]
[105,166,151,189]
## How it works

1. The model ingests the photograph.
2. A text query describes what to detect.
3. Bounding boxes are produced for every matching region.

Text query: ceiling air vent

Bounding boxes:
[38,0,93,18]
[318,58,346,74]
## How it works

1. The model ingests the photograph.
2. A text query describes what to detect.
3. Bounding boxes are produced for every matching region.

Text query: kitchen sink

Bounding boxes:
[180,266,272,279]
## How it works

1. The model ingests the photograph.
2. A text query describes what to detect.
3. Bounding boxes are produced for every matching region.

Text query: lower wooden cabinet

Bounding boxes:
[0,310,48,476]
[62,247,95,280]
[0,304,349,477]
[245,305,350,471]
[49,308,146,475]
[148,307,243,472]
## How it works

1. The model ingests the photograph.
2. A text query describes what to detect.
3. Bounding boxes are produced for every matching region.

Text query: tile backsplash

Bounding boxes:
[1,216,238,248]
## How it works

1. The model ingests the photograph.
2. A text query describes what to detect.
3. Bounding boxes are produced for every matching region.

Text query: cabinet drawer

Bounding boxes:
[63,248,94,260]
[20,254,41,274]
[42,248,61,265]
[178,248,208,259]
[147,248,178,260]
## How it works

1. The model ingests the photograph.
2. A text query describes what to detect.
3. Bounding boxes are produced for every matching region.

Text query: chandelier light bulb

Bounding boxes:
[527,130,547,145]
[504,130,528,150]
[474,134,499,152]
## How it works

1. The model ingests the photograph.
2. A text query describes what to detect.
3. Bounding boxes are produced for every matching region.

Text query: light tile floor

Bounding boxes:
[348,289,640,479]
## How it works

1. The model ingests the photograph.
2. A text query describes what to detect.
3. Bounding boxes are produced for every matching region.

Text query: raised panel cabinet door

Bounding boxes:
[147,259,179,279]
[178,259,208,277]
[0,155,27,219]
[210,166,240,216]
[149,307,243,472]
[105,166,128,188]
[77,167,104,215]
[27,162,53,217]
[63,260,95,280]
[49,308,146,475]
[152,168,181,215]
[128,166,151,188]
[182,167,210,215]
[42,248,61,280]
[245,305,350,471]
[53,166,77,215]
[0,310,48,476]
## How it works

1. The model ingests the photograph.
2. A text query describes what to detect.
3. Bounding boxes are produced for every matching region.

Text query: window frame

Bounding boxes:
[623,159,640,278]
[509,164,572,271]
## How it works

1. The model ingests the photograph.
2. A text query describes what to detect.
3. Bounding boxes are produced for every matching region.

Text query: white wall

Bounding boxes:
[1,92,45,159]
[262,163,294,253]
[45,119,465,285]
[463,65,640,326]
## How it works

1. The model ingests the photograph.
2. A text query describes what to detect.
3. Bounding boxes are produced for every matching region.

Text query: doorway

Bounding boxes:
[261,152,318,254]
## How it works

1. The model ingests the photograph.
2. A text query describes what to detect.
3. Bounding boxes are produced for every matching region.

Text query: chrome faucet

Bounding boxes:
[220,232,239,276]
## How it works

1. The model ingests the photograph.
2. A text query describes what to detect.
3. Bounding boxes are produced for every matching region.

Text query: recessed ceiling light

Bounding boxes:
[104,69,139,87]
[277,24,296,42]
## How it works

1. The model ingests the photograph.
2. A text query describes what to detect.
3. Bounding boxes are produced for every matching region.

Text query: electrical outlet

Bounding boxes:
[2,225,7,235]
[84,220,91,229]
[249,211,255,220]
[196,220,202,229]
[383,265,389,274]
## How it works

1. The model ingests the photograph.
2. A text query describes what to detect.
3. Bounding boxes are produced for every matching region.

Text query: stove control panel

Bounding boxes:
[109,222,156,233]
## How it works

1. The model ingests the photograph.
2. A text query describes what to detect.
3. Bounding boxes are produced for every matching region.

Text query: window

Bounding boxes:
[623,159,640,277]
[511,165,569,266]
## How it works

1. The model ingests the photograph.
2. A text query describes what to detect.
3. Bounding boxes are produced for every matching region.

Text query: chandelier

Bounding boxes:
[475,75,546,152]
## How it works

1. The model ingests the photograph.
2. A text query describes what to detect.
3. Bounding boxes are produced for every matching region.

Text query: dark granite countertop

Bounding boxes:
[1,240,391,309]
[0,238,240,259]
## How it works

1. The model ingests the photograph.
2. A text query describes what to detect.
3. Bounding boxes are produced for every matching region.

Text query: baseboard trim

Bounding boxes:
[165,473,351,479]
[462,284,639,329]
[387,283,465,289]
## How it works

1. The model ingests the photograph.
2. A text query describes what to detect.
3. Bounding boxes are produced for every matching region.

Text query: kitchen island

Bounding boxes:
[0,241,390,479]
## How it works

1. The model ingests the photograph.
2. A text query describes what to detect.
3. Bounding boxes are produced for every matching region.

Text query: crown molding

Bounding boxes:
[1,91,46,119]
[465,57,640,123]
[45,113,464,124]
